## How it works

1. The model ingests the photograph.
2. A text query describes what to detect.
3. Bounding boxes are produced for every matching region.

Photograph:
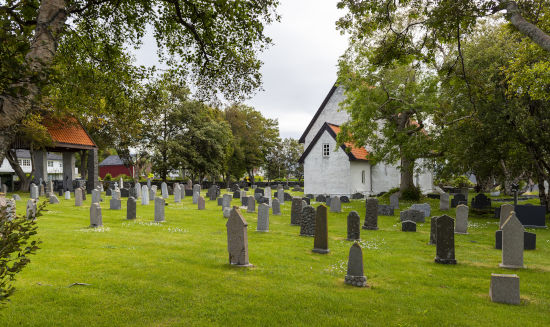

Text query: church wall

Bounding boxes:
[349,161,371,195]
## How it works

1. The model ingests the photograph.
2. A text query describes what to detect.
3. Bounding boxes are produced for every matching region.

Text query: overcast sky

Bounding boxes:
[134,1,348,140]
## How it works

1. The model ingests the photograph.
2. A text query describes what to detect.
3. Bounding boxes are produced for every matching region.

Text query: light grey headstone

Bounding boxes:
[110,198,121,210]
[440,193,450,211]
[90,203,103,227]
[64,191,71,200]
[30,184,38,200]
[222,194,232,209]
[410,203,431,218]
[264,187,272,205]
[154,197,165,222]
[389,192,399,209]
[92,189,101,204]
[141,185,149,205]
[330,196,341,213]
[490,274,520,305]
[272,198,281,215]
[455,204,469,234]
[174,184,181,203]
[345,243,367,287]
[26,199,37,219]
[12,194,21,201]
[240,190,247,201]
[277,189,285,204]
[149,185,156,200]
[499,204,514,229]
[500,212,525,269]
[247,196,256,213]
[257,203,270,232]
[198,196,205,210]
[192,184,201,204]
[119,177,124,189]
[112,189,121,200]
[223,207,231,218]
[127,197,136,220]
[134,183,141,199]
[226,207,252,266]
[147,178,151,189]
[49,195,59,204]
[161,182,168,199]
[75,187,83,206]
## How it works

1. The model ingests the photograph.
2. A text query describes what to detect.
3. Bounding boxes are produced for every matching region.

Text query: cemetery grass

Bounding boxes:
[2,192,550,326]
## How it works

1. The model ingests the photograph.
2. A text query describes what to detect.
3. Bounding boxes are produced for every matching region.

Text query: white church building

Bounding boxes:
[298,84,434,196]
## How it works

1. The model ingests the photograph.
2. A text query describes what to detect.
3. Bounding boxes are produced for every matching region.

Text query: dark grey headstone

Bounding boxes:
[377,204,394,216]
[233,191,241,199]
[217,197,223,206]
[315,195,326,202]
[290,197,303,226]
[247,196,255,213]
[121,188,130,198]
[347,211,361,241]
[451,194,466,208]
[514,205,546,228]
[284,192,292,201]
[471,193,491,210]
[300,205,316,236]
[258,196,269,205]
[312,205,329,254]
[402,220,417,232]
[351,193,364,200]
[254,188,264,196]
[362,198,379,230]
[302,197,311,205]
[435,215,457,264]
[340,196,350,203]
[400,209,425,223]
[106,188,112,196]
[495,230,536,250]
[345,243,367,287]
[127,197,136,219]
[305,194,314,199]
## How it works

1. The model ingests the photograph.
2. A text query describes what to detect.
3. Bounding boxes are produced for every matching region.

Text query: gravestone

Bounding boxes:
[127,197,136,219]
[161,182,168,199]
[192,184,201,204]
[141,185,149,205]
[499,204,514,229]
[49,195,59,204]
[389,192,400,209]
[514,205,547,228]
[315,194,326,203]
[223,194,232,209]
[471,193,491,210]
[209,185,219,201]
[223,207,231,218]
[39,184,45,197]
[110,197,121,210]
[257,203,270,232]
[290,198,303,226]
[455,204,469,234]
[26,199,37,219]
[284,192,292,202]
[12,194,22,201]
[363,198,379,230]
[272,198,281,215]
[439,193,450,211]
[495,230,536,250]
[241,195,247,207]
[490,274,520,305]
[112,189,121,200]
[58,189,63,196]
[147,178,151,189]
[345,243,367,287]
[149,187,155,200]
[106,188,112,196]
[264,187,272,205]
[400,209,425,223]
[120,188,129,198]
[325,197,331,207]
[240,190,247,201]
[134,183,141,199]
[174,184,182,203]
[410,203,430,218]
[451,194,466,208]
[217,197,223,206]
[302,197,311,205]
[429,216,438,245]
[92,189,101,204]
[233,191,241,199]
[154,197,165,222]
[258,196,269,205]
[351,193,364,200]
[75,188,83,206]
[247,196,255,213]
[377,204,394,216]
[30,184,38,200]
[253,193,262,201]
[312,205,329,254]
[80,187,86,201]
[255,188,264,196]
[226,207,252,267]
[347,211,361,241]
[277,190,285,204]
[340,196,350,203]
[198,196,205,210]
[499,213,525,269]
[434,215,457,264]
[402,220,417,232]
[330,196,341,213]
[89,203,102,228]
[300,205,316,236]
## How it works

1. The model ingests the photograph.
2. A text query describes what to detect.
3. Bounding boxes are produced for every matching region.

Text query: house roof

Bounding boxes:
[298,84,338,144]
[99,155,125,166]
[43,117,97,150]
[15,149,62,160]
[298,122,369,163]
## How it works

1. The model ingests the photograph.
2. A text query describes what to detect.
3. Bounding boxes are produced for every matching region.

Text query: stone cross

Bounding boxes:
[499,204,514,229]
[198,196,206,210]
[226,207,252,267]
[192,184,201,204]
[161,182,169,199]
[434,215,457,264]
[499,212,525,269]
[90,203,102,228]
[455,204,469,234]
[300,205,316,236]
[127,197,136,219]
[390,192,400,209]
[257,203,270,232]
[290,197,303,226]
[363,198,379,230]
[490,274,520,305]
[75,187,83,207]
[345,243,367,287]
[312,205,329,254]
[330,196,341,213]
[154,197,165,222]
[439,193,450,211]
[347,211,361,241]
[141,185,149,205]
[247,196,256,213]
[272,198,281,215]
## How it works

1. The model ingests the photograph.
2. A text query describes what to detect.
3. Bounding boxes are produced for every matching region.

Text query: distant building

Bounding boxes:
[99,155,135,179]
[298,84,434,196]
[0,149,67,181]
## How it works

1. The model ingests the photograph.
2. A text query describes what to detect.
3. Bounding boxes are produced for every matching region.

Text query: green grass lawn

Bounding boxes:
[1,190,550,326]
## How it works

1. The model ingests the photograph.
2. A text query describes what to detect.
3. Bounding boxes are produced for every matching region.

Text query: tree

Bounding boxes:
[225,104,280,184]
[264,143,285,181]
[0,0,280,163]
[281,138,303,181]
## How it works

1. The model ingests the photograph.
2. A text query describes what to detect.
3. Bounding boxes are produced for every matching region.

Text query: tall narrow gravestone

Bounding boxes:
[500,212,525,269]
[362,198,379,230]
[277,189,285,205]
[499,204,514,229]
[257,203,270,232]
[26,199,37,219]
[434,215,457,264]
[300,205,316,236]
[389,192,399,209]
[92,189,101,204]
[174,184,181,203]
[272,198,281,215]
[192,184,201,204]
[64,191,71,200]
[345,243,367,287]
[227,207,252,267]
[440,193,450,211]
[264,186,272,205]
[330,196,341,213]
[455,204,469,234]
[30,183,38,200]
[222,194,232,209]
[312,205,329,254]
[75,188,83,206]
[161,182,168,199]
[127,197,136,219]
[110,190,121,210]
[429,216,438,245]
[198,196,206,210]
[90,203,102,228]
[347,211,361,241]
[247,196,256,213]
[134,183,141,199]
[149,185,156,200]
[154,197,165,222]
[141,185,149,205]
[290,197,303,226]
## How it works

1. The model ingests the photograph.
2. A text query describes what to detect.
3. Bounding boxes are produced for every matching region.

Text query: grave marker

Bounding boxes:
[226,207,252,267]
[345,243,367,287]
[312,205,329,254]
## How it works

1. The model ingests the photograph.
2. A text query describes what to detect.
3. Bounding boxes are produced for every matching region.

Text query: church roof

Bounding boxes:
[43,117,97,150]
[298,84,338,143]
[298,122,369,163]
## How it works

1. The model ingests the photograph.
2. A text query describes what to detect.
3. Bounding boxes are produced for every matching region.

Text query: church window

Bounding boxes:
[322,143,330,157]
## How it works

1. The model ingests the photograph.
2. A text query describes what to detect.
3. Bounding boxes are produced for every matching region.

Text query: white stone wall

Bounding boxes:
[349,161,371,194]
[304,86,350,148]
[371,163,401,194]
[303,130,351,195]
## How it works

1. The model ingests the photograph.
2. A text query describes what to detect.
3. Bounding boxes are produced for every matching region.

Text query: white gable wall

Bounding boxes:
[303,130,351,195]
[349,161,371,194]
[304,87,349,149]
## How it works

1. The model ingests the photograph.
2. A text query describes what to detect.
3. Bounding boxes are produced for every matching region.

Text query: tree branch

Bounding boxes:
[500,0,550,53]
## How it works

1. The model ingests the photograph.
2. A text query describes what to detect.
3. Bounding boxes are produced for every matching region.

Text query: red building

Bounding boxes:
[99,155,135,179]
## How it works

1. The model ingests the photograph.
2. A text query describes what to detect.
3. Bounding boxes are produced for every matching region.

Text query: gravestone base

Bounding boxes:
[312,248,330,254]
[435,257,457,264]
[230,262,254,268]
[455,231,469,235]
[490,274,520,305]
[499,263,525,269]
[345,275,367,287]
[362,225,379,230]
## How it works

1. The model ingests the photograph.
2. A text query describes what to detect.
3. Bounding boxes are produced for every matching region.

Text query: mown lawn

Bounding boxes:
[1,190,549,326]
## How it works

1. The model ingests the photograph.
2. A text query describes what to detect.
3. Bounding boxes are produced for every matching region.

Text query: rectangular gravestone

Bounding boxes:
[198,196,205,210]
[226,207,252,267]
[290,197,303,226]
[451,194,466,208]
[90,203,103,227]
[272,198,281,215]
[154,197,165,222]
[490,274,520,305]
[440,193,450,211]
[257,203,270,232]
[247,196,255,213]
[435,215,456,264]
[347,211,360,241]
[410,203,430,218]
[402,220,417,232]
[312,205,329,254]
[127,197,136,219]
[377,204,394,216]
[330,196,341,213]
[455,204,469,234]
[500,213,525,269]
[400,209,424,223]
[300,205,316,236]
[363,198,379,230]
[513,205,546,228]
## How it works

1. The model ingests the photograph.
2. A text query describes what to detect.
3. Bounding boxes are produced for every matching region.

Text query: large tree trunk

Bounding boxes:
[501,1,550,53]
[5,149,33,191]
[536,175,549,211]
[399,155,415,193]
[248,169,255,185]
[0,0,67,163]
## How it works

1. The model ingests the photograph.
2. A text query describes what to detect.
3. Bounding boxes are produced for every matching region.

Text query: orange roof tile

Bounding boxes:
[44,117,96,148]
[327,123,369,161]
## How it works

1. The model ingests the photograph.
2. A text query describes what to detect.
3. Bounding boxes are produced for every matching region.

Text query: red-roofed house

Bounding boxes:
[298,84,433,196]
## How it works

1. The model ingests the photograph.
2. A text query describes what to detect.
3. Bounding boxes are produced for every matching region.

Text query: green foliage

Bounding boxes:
[400,185,421,201]
[0,200,43,305]
[104,173,112,181]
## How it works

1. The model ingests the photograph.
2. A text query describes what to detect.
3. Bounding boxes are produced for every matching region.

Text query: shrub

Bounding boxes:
[401,186,421,201]
[104,173,112,181]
